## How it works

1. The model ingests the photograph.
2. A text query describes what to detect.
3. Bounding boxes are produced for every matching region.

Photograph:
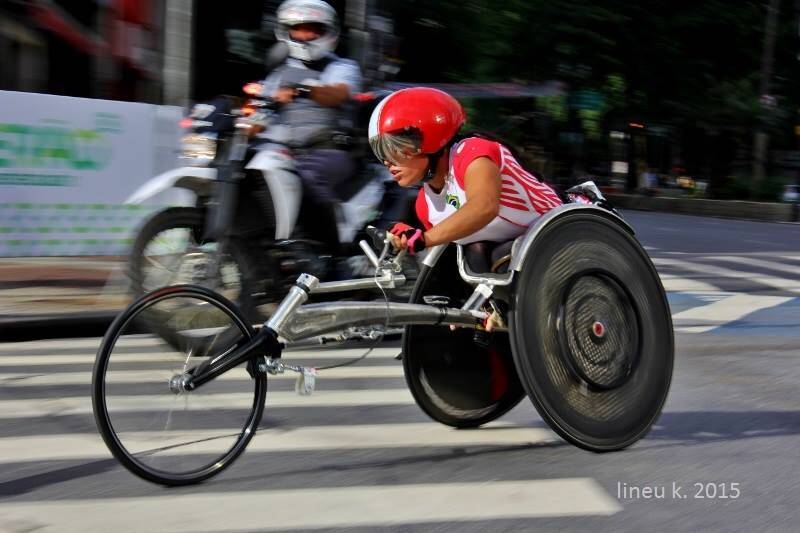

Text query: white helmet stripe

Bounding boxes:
[367,93,391,141]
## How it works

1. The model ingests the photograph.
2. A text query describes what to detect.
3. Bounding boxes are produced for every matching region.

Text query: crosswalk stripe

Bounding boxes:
[674,325,723,334]
[0,479,620,531]
[0,389,417,419]
[0,422,555,464]
[0,336,159,352]
[652,257,800,294]
[0,335,399,354]
[0,346,400,365]
[0,365,404,386]
[0,330,365,352]
[704,255,800,276]
[658,274,721,292]
[671,293,792,333]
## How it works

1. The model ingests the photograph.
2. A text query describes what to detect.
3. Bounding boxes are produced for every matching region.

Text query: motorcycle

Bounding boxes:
[125,44,416,320]
[93,186,675,486]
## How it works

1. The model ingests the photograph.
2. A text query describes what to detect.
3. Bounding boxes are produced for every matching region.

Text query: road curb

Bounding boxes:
[606,194,799,223]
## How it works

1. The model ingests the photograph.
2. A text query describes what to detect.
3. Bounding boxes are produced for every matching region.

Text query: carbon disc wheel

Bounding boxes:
[558,271,640,390]
[509,212,673,451]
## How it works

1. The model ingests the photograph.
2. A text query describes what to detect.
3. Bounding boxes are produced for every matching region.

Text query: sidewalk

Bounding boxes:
[0,257,129,338]
[604,191,799,223]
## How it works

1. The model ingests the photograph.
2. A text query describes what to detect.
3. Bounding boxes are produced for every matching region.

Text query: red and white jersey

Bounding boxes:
[415,137,562,244]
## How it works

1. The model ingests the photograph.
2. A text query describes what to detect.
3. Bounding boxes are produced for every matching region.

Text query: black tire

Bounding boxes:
[92,285,266,486]
[509,212,673,452]
[129,207,265,353]
[403,245,525,428]
[128,207,260,320]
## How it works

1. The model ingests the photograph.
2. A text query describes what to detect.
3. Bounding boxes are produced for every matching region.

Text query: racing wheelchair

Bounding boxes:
[92,199,674,486]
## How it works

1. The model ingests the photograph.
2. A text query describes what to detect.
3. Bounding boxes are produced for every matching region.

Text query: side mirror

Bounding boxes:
[265,41,289,72]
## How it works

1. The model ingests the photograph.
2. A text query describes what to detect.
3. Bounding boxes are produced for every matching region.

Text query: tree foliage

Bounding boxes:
[386,0,800,193]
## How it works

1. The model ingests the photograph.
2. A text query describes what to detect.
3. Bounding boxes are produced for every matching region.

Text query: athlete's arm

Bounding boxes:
[423,157,501,246]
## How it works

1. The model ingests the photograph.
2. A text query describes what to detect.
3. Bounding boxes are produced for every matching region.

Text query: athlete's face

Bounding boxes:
[385,154,429,187]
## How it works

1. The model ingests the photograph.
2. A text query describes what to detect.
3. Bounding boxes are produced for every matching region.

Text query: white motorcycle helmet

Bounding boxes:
[275,0,340,62]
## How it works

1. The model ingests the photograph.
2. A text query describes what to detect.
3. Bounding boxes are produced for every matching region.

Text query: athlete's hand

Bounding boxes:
[388,222,426,255]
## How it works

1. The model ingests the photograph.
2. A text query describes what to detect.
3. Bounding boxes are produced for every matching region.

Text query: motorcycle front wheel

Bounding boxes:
[128,206,260,319]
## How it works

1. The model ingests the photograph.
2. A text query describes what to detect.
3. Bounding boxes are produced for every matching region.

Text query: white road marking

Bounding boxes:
[658,274,721,292]
[707,255,800,276]
[0,336,159,352]
[0,389,418,419]
[0,346,400,365]
[671,293,792,333]
[0,479,620,532]
[0,364,404,385]
[0,422,556,463]
[652,257,800,294]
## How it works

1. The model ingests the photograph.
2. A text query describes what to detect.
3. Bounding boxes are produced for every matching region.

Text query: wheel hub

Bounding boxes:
[591,321,606,339]
[168,374,189,394]
[558,273,639,390]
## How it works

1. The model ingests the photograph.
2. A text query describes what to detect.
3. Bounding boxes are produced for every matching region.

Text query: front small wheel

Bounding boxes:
[92,285,266,485]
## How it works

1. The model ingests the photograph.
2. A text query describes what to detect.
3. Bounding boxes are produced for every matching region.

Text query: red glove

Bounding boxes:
[388,222,426,255]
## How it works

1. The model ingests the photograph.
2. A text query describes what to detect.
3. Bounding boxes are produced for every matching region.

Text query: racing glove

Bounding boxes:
[388,222,426,255]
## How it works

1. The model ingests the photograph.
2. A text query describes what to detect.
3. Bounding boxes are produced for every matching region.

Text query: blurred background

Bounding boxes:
[1,3,800,531]
[2,0,800,327]
[4,0,800,198]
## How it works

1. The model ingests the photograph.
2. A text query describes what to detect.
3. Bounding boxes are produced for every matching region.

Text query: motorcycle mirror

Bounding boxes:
[265,41,289,72]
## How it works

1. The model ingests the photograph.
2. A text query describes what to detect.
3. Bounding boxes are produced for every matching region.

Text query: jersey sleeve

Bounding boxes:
[451,137,502,189]
[415,188,432,230]
[261,70,281,97]
[321,58,363,93]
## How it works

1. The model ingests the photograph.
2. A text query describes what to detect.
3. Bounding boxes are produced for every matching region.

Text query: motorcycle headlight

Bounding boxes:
[180,132,217,166]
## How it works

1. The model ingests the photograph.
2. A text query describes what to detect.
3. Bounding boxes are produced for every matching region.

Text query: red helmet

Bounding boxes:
[368,87,466,164]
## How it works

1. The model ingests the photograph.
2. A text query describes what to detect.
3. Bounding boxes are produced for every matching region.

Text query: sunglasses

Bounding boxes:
[369,130,423,166]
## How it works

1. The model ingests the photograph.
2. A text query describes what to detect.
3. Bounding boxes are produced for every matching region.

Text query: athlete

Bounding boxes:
[367,87,563,261]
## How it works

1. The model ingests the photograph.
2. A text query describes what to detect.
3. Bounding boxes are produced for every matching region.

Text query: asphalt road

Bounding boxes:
[0,211,798,532]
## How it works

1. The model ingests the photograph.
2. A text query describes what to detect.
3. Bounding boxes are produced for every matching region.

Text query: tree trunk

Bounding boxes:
[751,0,781,198]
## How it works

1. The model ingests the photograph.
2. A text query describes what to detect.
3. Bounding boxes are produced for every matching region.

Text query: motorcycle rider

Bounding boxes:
[261,0,363,253]
[368,87,564,265]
